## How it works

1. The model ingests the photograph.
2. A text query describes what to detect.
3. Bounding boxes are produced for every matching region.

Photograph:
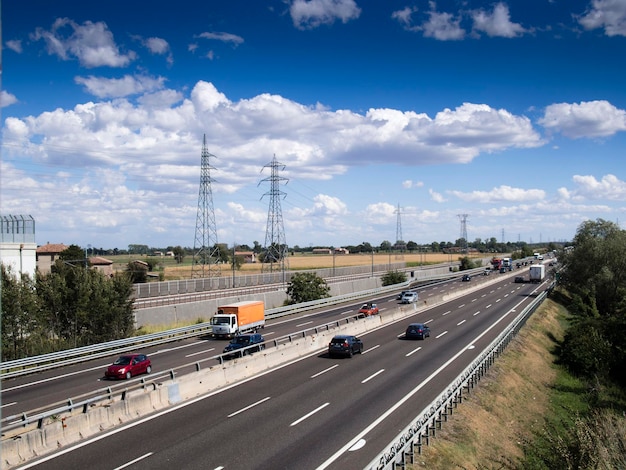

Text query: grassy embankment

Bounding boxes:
[410,297,626,469]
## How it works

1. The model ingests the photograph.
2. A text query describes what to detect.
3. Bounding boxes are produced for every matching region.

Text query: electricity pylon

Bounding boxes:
[191,134,221,279]
[259,155,288,275]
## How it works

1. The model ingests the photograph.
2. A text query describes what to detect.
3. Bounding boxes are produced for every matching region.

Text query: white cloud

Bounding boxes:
[429,189,446,203]
[471,3,527,38]
[0,90,18,108]
[423,8,465,40]
[5,39,23,53]
[571,174,626,201]
[74,74,167,98]
[196,32,244,46]
[403,180,424,189]
[449,185,546,203]
[578,0,626,37]
[289,0,361,29]
[391,6,419,30]
[539,100,626,138]
[30,18,136,68]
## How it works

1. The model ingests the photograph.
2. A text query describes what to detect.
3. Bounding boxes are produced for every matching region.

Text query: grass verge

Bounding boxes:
[409,298,626,469]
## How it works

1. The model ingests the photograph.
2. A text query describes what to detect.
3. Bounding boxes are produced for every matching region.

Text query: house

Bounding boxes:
[235,251,256,263]
[333,247,349,255]
[312,248,332,255]
[36,243,69,275]
[89,256,114,277]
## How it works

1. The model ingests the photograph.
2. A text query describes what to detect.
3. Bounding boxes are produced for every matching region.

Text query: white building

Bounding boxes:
[0,215,37,280]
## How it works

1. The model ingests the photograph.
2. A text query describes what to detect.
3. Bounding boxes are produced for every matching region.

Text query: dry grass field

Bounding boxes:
[159,252,481,280]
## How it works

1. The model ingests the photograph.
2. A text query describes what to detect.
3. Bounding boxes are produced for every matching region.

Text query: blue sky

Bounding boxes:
[2,0,626,251]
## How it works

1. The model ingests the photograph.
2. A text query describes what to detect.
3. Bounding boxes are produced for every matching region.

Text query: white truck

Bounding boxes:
[529,264,545,283]
[210,300,265,339]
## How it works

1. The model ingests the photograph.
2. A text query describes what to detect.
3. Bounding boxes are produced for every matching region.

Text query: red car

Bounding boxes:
[105,353,152,379]
[358,302,379,316]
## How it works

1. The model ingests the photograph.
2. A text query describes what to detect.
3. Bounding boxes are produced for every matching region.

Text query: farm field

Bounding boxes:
[108,252,485,281]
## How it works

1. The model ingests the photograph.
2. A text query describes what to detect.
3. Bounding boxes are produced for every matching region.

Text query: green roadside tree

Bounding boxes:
[1,264,42,360]
[286,272,331,304]
[381,270,407,286]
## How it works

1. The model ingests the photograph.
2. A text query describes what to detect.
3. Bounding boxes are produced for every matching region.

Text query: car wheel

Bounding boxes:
[348,348,353,358]
[125,371,132,379]
[146,365,152,374]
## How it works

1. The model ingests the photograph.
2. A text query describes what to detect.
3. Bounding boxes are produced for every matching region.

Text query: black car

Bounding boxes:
[223,333,265,357]
[461,274,471,282]
[514,276,525,283]
[405,323,431,340]
[328,335,363,358]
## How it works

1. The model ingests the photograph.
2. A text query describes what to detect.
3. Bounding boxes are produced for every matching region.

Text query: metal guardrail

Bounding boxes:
[0,268,485,379]
[364,282,553,470]
[0,312,367,434]
[0,278,421,379]
[0,269,515,438]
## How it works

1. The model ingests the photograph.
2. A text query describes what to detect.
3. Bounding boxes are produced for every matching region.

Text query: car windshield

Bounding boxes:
[211,316,230,325]
[331,338,348,344]
[231,337,250,345]
[113,356,132,365]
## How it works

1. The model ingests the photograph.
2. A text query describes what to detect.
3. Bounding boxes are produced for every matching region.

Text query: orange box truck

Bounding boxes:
[210,300,265,339]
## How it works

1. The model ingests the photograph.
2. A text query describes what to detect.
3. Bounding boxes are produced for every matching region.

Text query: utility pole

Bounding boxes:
[259,155,289,277]
[192,134,221,279]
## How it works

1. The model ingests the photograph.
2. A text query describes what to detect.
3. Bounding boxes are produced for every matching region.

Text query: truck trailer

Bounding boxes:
[529,264,545,283]
[210,300,265,339]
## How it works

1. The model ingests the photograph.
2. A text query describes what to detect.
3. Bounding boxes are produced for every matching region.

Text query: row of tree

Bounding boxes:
[556,218,626,386]
[2,248,135,361]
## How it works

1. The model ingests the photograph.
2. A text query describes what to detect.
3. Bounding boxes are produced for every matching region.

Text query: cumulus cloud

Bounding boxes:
[0,90,18,108]
[578,0,626,37]
[30,18,136,68]
[2,81,546,180]
[423,8,465,40]
[74,74,167,98]
[289,0,361,29]
[571,174,626,201]
[471,3,527,37]
[449,185,546,203]
[539,100,626,138]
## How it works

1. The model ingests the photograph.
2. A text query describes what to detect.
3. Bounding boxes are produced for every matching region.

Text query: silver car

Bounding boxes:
[400,292,418,303]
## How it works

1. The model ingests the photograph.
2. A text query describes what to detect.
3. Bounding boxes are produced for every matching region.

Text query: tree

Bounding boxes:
[172,246,185,264]
[459,256,479,271]
[556,218,626,386]
[381,270,407,286]
[406,241,418,252]
[286,272,331,304]
[380,240,392,251]
[60,244,88,267]
[126,261,148,283]
[1,264,42,360]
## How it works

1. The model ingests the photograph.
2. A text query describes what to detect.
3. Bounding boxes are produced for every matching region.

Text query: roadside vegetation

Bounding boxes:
[413,218,626,469]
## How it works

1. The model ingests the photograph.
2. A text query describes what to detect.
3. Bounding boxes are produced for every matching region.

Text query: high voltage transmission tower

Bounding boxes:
[259,155,289,275]
[395,203,403,244]
[458,213,469,253]
[191,134,221,279]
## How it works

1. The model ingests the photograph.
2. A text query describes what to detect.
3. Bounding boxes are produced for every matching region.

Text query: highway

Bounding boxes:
[8,272,547,469]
